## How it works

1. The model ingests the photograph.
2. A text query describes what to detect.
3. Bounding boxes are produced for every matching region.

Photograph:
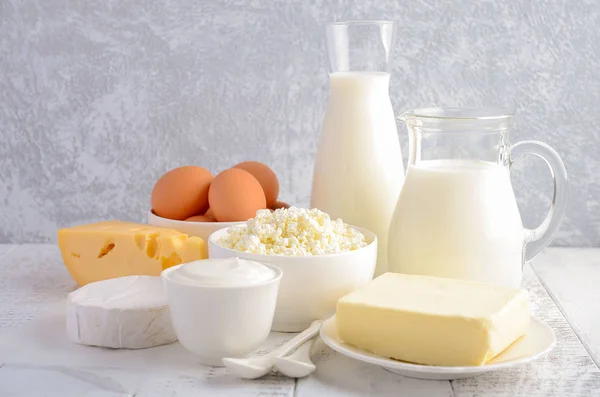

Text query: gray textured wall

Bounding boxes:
[1,0,599,245]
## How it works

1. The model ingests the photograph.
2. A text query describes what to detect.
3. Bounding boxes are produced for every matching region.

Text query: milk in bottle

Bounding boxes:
[311,22,404,276]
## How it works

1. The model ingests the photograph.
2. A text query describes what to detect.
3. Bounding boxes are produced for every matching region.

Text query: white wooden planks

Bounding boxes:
[0,244,75,330]
[0,365,295,397]
[0,244,16,256]
[296,337,453,396]
[0,245,599,396]
[533,248,600,367]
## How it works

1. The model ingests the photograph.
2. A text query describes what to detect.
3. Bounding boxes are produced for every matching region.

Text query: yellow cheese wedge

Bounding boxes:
[336,272,530,366]
[58,221,207,286]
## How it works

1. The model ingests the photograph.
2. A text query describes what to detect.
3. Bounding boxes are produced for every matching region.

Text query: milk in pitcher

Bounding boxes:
[388,160,524,287]
[390,107,568,288]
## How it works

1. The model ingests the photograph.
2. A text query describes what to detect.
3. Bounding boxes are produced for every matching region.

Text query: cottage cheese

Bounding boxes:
[218,207,367,256]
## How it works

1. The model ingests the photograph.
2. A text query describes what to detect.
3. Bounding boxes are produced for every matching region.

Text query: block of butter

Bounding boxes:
[336,273,530,366]
[58,221,207,286]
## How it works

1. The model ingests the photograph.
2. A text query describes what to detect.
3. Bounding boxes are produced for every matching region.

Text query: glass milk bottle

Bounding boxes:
[389,107,568,287]
[311,21,404,276]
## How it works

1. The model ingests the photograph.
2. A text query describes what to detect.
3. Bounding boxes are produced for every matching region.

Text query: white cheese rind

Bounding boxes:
[66,276,177,349]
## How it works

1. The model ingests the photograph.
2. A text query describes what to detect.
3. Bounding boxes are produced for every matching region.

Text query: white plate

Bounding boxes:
[319,315,556,380]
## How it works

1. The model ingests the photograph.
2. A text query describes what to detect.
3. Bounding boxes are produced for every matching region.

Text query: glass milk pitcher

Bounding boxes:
[388,107,567,287]
[311,21,404,276]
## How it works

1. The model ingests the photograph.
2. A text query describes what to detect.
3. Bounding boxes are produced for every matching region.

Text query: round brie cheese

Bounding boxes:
[66,275,177,349]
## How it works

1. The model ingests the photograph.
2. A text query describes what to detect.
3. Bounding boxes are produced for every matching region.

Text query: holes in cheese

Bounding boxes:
[58,221,207,286]
[97,242,115,259]
[145,234,159,258]
[161,252,182,269]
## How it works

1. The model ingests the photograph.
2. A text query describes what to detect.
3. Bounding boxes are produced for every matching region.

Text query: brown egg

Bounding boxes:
[185,215,215,222]
[233,161,279,208]
[204,208,215,220]
[271,201,290,210]
[209,168,267,222]
[151,166,213,220]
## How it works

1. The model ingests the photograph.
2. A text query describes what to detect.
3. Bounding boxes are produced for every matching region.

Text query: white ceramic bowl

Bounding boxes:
[208,226,377,332]
[148,210,243,242]
[161,261,282,366]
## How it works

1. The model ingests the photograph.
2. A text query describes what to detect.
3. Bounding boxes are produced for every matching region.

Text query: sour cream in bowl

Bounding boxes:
[162,258,282,366]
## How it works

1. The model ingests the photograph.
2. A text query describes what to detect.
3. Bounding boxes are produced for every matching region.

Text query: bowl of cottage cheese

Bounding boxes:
[208,207,377,332]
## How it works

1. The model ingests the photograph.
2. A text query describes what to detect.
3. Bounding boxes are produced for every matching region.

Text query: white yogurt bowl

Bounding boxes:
[208,226,377,332]
[161,259,282,366]
[148,210,243,242]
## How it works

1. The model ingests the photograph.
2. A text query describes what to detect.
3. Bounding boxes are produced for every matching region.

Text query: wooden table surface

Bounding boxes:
[0,244,599,397]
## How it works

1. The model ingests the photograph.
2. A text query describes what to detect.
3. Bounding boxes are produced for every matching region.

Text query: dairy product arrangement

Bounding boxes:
[40,18,567,390]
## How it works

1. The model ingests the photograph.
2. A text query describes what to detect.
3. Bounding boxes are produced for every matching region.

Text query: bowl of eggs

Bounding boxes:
[148,161,289,242]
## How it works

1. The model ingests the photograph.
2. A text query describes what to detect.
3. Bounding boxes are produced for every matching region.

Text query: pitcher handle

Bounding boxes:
[510,140,568,262]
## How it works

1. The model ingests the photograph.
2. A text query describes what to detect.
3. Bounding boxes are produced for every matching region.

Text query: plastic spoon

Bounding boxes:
[273,338,316,378]
[223,320,322,379]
